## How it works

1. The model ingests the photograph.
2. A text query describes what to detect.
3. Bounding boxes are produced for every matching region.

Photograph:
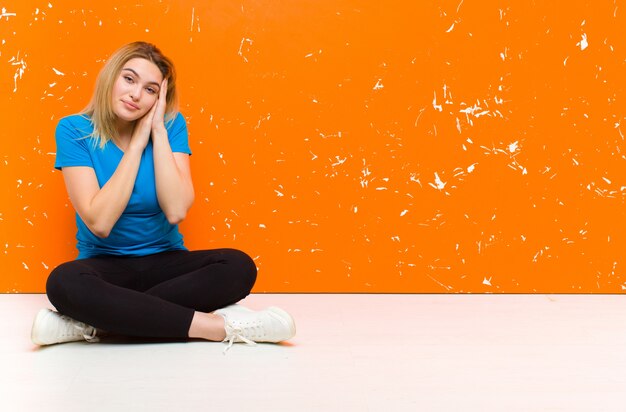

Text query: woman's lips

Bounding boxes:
[122,100,140,110]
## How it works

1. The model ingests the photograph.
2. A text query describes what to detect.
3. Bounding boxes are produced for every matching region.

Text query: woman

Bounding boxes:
[31,42,295,350]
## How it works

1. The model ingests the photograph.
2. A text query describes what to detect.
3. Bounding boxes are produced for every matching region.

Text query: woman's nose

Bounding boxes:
[129,87,141,101]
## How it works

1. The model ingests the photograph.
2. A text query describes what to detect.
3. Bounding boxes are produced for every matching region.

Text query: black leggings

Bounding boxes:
[46,249,257,339]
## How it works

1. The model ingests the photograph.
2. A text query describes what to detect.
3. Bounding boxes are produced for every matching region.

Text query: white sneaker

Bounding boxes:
[31,309,99,346]
[214,304,296,352]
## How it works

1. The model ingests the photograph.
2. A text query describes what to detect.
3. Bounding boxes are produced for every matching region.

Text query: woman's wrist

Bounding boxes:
[125,143,146,156]
[152,124,167,137]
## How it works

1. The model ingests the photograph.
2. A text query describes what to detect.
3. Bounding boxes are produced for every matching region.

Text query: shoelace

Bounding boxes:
[222,322,258,354]
[72,322,99,343]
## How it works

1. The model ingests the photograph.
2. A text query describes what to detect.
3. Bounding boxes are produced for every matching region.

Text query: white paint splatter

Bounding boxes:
[533,246,550,262]
[360,161,372,188]
[429,172,447,191]
[456,0,465,13]
[414,107,426,127]
[409,173,422,187]
[459,103,485,117]
[483,277,492,286]
[373,79,384,90]
[432,91,442,112]
[331,156,347,167]
[500,47,508,61]
[1,8,16,20]
[238,38,254,63]
[253,113,271,130]
[9,51,27,92]
[615,121,624,139]
[426,274,452,291]
[577,33,588,51]
[508,141,519,153]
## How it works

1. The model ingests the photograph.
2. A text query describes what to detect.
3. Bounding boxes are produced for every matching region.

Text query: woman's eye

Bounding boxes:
[124,76,133,83]
[147,88,157,94]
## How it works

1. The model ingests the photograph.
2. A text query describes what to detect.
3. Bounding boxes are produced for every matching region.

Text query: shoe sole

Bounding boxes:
[266,306,296,341]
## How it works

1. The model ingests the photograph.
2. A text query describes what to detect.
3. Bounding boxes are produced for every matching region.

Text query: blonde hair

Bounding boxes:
[81,42,178,148]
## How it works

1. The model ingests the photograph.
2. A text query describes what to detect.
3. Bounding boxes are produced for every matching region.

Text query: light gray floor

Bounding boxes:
[2,293,626,411]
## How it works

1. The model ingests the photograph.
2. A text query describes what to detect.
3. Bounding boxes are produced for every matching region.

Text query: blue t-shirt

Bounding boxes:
[54,113,192,259]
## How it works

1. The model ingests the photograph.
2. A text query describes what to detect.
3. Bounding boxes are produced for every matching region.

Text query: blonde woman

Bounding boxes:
[31,42,295,350]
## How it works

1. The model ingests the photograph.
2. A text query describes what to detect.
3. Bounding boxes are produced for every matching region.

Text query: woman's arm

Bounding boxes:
[152,137,195,224]
[62,147,143,238]
[151,79,195,224]
[62,105,155,238]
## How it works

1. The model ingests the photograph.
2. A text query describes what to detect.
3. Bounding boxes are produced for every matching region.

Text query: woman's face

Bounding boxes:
[111,57,164,123]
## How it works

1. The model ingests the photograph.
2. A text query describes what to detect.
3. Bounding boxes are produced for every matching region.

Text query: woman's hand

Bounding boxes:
[151,78,168,132]
[129,101,157,152]
[150,76,194,223]
[128,78,167,152]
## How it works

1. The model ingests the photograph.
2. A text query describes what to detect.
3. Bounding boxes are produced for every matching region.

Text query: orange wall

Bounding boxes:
[1,1,625,293]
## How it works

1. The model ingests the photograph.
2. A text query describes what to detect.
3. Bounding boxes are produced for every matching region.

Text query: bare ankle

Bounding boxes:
[188,312,226,341]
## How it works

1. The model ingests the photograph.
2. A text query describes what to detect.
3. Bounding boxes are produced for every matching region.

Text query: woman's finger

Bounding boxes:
[160,78,168,100]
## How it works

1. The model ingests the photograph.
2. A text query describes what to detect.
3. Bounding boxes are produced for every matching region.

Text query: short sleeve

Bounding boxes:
[167,112,192,155]
[54,116,94,170]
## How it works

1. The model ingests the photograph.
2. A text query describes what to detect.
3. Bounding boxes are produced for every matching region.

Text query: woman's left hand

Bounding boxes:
[151,78,168,132]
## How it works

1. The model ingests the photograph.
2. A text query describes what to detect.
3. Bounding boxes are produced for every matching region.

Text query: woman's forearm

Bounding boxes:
[151,127,194,224]
[70,146,143,238]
